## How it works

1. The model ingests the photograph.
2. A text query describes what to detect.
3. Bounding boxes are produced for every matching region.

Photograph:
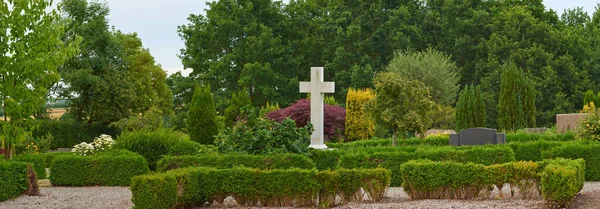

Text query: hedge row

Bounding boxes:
[32,120,119,149]
[0,161,38,201]
[130,168,390,209]
[400,158,584,208]
[50,150,149,186]
[506,132,575,143]
[338,146,515,186]
[542,142,600,181]
[12,154,46,179]
[157,153,315,172]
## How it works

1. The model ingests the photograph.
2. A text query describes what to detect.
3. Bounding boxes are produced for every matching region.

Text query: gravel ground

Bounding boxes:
[1,182,599,209]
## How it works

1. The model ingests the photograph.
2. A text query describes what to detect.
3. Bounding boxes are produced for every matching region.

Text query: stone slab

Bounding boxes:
[556,113,588,133]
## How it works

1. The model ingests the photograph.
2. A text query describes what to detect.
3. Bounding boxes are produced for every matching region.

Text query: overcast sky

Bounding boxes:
[101,0,599,76]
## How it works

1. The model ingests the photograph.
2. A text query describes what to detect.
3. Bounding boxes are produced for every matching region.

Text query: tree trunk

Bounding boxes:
[5,143,11,160]
[392,131,398,147]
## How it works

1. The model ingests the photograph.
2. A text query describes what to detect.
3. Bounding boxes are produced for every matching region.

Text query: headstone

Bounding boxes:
[556,113,588,133]
[299,67,335,149]
[523,127,550,134]
[450,128,506,146]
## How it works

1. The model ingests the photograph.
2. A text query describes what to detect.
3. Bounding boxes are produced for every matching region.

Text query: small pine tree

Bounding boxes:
[584,90,596,108]
[187,85,219,144]
[259,102,280,117]
[497,63,536,131]
[455,85,486,131]
[224,88,252,126]
[345,88,375,141]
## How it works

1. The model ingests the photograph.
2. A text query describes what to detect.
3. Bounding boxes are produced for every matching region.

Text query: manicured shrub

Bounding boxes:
[12,154,46,179]
[308,149,346,170]
[187,85,219,144]
[114,128,192,170]
[266,99,346,139]
[338,151,415,186]
[156,153,315,172]
[32,120,118,149]
[455,84,486,131]
[215,117,311,155]
[130,174,177,209]
[506,132,574,143]
[417,146,516,165]
[0,161,38,201]
[50,152,149,186]
[401,160,488,199]
[345,88,375,141]
[543,142,600,181]
[540,158,585,208]
[326,136,448,149]
[40,152,75,168]
[507,140,562,161]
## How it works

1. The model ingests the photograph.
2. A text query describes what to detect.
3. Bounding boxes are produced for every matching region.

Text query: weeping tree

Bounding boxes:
[0,0,80,159]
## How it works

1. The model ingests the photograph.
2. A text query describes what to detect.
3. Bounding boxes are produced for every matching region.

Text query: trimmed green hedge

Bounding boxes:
[338,146,515,186]
[32,120,118,149]
[326,136,448,149]
[130,168,390,208]
[540,158,586,208]
[507,140,561,161]
[543,142,600,181]
[506,132,574,143]
[308,149,346,170]
[156,153,315,172]
[400,158,584,206]
[130,174,177,209]
[0,161,36,201]
[12,154,46,179]
[50,151,149,186]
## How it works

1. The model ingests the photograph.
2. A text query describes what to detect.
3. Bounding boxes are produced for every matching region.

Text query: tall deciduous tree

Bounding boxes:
[0,0,80,159]
[497,63,536,131]
[187,85,218,144]
[366,72,436,146]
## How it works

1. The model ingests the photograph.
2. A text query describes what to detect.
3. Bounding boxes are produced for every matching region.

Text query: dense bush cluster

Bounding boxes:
[0,161,37,201]
[130,168,389,209]
[400,158,584,208]
[266,99,345,140]
[543,142,600,181]
[215,118,311,155]
[157,153,315,172]
[49,150,149,186]
[576,109,600,141]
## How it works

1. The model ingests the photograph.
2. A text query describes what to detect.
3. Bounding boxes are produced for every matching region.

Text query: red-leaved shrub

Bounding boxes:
[266,99,346,139]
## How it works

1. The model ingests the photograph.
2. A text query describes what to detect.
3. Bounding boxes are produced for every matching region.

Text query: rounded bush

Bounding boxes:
[114,129,194,170]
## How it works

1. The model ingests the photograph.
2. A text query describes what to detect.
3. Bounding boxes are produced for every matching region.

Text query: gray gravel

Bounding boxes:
[1,182,600,209]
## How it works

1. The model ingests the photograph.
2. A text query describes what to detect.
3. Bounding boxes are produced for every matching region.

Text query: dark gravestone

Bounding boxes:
[449,128,506,146]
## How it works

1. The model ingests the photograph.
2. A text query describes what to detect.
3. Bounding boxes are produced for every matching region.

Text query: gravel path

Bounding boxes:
[1,182,599,209]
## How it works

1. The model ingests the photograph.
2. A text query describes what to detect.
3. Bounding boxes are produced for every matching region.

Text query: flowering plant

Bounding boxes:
[72,134,115,156]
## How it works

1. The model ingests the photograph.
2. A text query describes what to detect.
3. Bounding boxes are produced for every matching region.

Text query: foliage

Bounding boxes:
[345,88,375,141]
[156,153,315,172]
[187,85,219,144]
[58,0,172,126]
[110,107,165,133]
[387,48,461,105]
[224,89,252,127]
[308,149,346,171]
[326,137,448,149]
[506,131,575,143]
[455,85,486,131]
[366,72,436,146]
[316,168,390,206]
[12,154,46,179]
[430,105,456,130]
[113,129,191,170]
[583,90,598,108]
[543,142,600,181]
[497,63,537,131]
[0,161,36,201]
[576,109,600,141]
[32,120,118,149]
[130,174,178,209]
[49,151,149,186]
[266,99,345,140]
[508,140,562,162]
[215,118,311,155]
[540,158,585,208]
[324,95,339,106]
[581,102,596,113]
[71,134,115,156]
[259,102,281,117]
[0,0,79,159]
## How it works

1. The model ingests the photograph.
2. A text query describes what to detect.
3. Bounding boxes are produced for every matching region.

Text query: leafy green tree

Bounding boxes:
[224,89,252,127]
[187,85,218,144]
[366,72,436,146]
[455,85,486,131]
[0,0,79,159]
[387,48,461,105]
[497,63,536,131]
[58,0,171,126]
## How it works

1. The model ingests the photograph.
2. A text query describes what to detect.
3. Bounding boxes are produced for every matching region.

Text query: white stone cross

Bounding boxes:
[299,67,335,149]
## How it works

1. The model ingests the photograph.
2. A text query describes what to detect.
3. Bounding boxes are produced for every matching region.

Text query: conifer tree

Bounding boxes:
[497,63,536,131]
[224,88,252,126]
[455,85,486,131]
[345,88,375,141]
[187,85,219,144]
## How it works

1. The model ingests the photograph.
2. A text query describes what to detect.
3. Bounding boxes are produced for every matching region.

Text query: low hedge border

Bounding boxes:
[338,145,515,186]
[130,168,390,209]
[0,161,38,201]
[400,158,584,207]
[12,154,46,179]
[542,142,600,181]
[156,153,315,172]
[50,150,149,186]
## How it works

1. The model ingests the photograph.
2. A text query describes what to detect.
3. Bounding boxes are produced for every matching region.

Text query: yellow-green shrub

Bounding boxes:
[344,88,375,141]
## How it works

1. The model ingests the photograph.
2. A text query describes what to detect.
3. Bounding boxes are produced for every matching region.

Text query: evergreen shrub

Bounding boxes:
[156,153,315,172]
[344,88,375,141]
